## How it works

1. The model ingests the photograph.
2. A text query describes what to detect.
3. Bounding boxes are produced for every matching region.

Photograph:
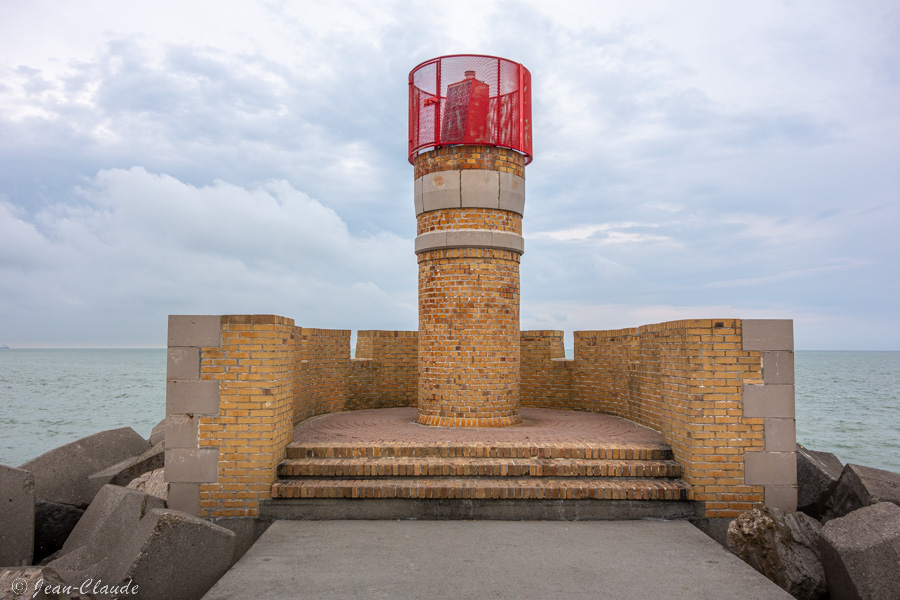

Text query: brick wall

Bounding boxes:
[168,315,794,518]
[519,319,796,518]
[349,330,418,409]
[417,248,522,427]
[414,145,525,178]
[197,315,298,517]
[520,330,575,410]
[166,315,418,517]
[417,208,522,234]
[293,328,350,425]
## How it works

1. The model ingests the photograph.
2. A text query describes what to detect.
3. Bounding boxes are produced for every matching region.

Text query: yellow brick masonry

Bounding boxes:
[413,145,525,179]
[417,209,522,235]
[520,319,766,518]
[194,317,420,517]
[191,315,771,518]
[520,331,573,409]
[417,247,522,427]
[198,315,298,517]
[415,146,526,427]
[349,330,418,410]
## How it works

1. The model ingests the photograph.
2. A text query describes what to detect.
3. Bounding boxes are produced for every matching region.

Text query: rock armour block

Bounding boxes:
[19,428,150,508]
[796,444,843,520]
[727,506,826,600]
[820,502,900,600]
[0,465,35,566]
[823,463,900,522]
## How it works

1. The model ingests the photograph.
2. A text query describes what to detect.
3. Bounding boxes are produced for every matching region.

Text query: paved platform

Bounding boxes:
[203,520,792,600]
[290,407,666,446]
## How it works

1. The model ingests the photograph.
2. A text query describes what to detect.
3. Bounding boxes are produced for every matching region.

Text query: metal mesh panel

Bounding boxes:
[408,55,533,164]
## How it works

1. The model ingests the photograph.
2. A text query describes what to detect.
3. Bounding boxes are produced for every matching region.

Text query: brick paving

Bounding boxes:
[271,407,690,503]
[289,407,668,446]
[278,457,681,478]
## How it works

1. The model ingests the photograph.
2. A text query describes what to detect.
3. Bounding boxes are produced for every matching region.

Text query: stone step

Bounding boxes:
[285,442,672,461]
[277,457,682,479]
[271,477,691,501]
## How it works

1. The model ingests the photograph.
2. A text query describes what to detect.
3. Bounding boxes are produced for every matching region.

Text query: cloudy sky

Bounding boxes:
[1,1,897,350]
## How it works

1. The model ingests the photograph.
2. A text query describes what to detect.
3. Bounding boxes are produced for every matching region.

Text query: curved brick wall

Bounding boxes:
[168,315,795,518]
[414,145,525,179]
[414,146,526,427]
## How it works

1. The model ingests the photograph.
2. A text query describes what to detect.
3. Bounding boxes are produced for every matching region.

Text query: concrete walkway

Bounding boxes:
[203,520,792,600]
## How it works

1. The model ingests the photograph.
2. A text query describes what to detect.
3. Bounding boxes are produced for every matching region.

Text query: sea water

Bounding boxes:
[1,349,898,473]
[795,351,900,473]
[0,349,166,467]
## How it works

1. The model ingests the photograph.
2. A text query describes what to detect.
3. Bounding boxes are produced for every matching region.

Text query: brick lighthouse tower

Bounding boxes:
[409,55,532,427]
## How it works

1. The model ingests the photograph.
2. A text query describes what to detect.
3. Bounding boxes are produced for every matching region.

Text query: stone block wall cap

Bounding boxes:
[415,169,526,215]
[414,229,524,255]
[743,384,795,418]
[167,315,222,348]
[742,319,794,351]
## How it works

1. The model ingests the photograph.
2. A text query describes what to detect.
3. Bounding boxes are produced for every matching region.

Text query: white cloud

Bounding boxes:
[0,168,416,344]
[0,0,897,348]
[532,221,660,242]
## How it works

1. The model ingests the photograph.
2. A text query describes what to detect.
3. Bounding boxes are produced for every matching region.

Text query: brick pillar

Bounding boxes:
[413,146,526,427]
[165,314,299,517]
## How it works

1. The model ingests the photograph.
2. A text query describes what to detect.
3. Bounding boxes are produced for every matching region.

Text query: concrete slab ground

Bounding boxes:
[203,520,792,600]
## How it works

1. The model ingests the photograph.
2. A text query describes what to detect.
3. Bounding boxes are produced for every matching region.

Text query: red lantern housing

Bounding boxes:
[408,54,533,164]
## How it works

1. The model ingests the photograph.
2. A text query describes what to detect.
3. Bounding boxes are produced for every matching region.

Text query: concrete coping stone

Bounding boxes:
[742,319,794,351]
[416,169,526,216]
[168,315,222,348]
[415,229,524,254]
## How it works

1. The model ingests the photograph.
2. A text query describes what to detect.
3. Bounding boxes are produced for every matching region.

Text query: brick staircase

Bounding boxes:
[264,439,694,520]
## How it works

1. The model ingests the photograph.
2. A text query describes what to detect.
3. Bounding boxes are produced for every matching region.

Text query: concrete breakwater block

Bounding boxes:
[0,465,35,566]
[797,444,843,520]
[34,499,85,565]
[125,468,167,501]
[50,485,165,580]
[96,509,235,600]
[148,419,167,447]
[823,463,900,522]
[727,506,827,600]
[819,502,900,600]
[19,428,151,508]
[48,485,234,600]
[86,442,165,499]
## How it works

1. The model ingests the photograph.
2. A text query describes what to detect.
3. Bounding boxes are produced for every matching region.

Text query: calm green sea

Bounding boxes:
[0,349,898,473]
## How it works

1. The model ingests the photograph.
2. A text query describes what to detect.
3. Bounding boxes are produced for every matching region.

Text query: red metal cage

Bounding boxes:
[408,54,532,164]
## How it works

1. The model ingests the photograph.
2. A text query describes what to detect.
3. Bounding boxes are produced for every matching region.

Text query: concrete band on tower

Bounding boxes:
[414,146,526,427]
